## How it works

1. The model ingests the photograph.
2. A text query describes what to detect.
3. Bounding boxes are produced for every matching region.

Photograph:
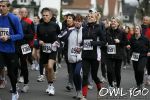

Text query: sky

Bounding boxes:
[125,0,138,5]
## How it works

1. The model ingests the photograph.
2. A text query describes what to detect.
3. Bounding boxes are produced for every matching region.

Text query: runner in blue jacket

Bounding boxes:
[0,1,23,100]
[0,12,23,53]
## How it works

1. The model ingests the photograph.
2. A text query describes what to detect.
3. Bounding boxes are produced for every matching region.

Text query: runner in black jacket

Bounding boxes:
[81,12,106,99]
[37,7,60,96]
[105,17,127,88]
[128,25,150,90]
[13,8,34,93]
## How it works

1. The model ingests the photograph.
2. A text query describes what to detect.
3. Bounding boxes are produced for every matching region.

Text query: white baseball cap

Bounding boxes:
[89,8,97,13]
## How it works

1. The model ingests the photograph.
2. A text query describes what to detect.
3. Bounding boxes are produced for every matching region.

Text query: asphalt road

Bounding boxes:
[0,61,150,100]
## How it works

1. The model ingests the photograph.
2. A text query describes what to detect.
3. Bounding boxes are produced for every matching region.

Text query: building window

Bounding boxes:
[62,1,69,5]
[21,0,27,3]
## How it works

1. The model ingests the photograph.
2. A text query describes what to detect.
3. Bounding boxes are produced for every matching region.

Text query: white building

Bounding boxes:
[11,0,61,21]
[12,0,40,19]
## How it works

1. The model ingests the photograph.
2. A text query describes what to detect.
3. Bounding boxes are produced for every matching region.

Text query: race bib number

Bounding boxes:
[70,47,81,56]
[83,39,93,50]
[21,44,31,55]
[131,52,140,61]
[107,45,116,54]
[0,28,9,36]
[42,43,52,53]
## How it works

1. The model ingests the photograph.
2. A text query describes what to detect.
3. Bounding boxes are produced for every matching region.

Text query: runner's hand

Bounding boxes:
[0,35,10,42]
[52,41,60,47]
[114,39,120,43]
[39,40,45,46]
[126,45,131,49]
[147,52,150,56]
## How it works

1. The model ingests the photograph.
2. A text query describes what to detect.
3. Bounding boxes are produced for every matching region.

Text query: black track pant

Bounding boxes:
[106,58,122,87]
[82,59,101,86]
[0,52,19,93]
[146,57,150,75]
[133,57,147,86]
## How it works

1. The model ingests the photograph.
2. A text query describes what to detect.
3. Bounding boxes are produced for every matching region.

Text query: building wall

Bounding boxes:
[11,0,61,21]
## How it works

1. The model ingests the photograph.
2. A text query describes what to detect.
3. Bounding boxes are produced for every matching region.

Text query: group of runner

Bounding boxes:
[0,0,150,100]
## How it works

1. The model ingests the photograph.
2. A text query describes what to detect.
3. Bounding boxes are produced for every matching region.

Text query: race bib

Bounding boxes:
[70,47,81,56]
[0,28,9,36]
[21,44,31,55]
[131,52,140,61]
[83,39,93,50]
[107,45,116,54]
[42,43,52,53]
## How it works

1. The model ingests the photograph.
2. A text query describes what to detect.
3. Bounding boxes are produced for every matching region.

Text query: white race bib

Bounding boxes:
[70,47,81,56]
[21,44,31,55]
[107,45,116,54]
[83,39,93,50]
[42,43,52,53]
[131,52,140,61]
[0,28,9,36]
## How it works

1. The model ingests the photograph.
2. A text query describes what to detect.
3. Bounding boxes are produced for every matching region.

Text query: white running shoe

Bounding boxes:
[76,90,83,99]
[35,64,39,71]
[18,77,24,83]
[31,63,36,70]
[58,64,62,68]
[37,75,45,82]
[80,96,87,100]
[0,80,6,88]
[108,86,115,94]
[43,68,45,75]
[101,76,107,83]
[147,76,150,85]
[145,75,150,85]
[145,70,148,75]
[46,85,50,93]
[46,84,55,96]
[12,92,19,100]
[21,84,29,93]
[88,84,93,90]
[56,63,62,69]
[49,84,55,96]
